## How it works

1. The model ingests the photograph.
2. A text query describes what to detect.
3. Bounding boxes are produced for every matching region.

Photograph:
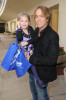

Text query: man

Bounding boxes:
[22,6,59,100]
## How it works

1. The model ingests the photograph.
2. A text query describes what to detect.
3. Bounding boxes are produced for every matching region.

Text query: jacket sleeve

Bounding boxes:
[29,33,59,66]
[16,29,23,43]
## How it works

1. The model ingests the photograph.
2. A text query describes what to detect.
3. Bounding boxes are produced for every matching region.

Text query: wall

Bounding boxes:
[6,18,17,33]
[30,15,35,29]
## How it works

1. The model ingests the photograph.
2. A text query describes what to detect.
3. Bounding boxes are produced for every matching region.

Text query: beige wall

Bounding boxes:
[6,18,17,33]
[5,23,8,31]
[30,15,35,29]
[29,0,66,51]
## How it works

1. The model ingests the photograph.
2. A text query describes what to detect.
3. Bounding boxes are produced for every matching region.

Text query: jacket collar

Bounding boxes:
[40,24,49,36]
[36,24,50,37]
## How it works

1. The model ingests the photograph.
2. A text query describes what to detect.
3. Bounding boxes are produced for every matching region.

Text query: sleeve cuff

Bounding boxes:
[29,54,37,65]
[17,28,22,30]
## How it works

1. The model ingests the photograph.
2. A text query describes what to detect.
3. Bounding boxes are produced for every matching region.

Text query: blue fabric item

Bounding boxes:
[15,46,32,78]
[1,38,18,71]
[1,36,31,77]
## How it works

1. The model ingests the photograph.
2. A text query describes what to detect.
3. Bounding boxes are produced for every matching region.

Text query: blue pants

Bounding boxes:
[29,73,49,100]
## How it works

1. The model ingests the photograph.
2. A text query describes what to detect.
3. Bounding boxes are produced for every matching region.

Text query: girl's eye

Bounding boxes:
[21,20,28,22]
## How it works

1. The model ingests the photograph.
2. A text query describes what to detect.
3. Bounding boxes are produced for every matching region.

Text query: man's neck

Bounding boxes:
[39,24,48,33]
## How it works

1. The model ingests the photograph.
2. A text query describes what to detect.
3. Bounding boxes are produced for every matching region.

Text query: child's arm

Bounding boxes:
[20,41,28,46]
[16,28,23,43]
[16,21,23,43]
[20,37,37,46]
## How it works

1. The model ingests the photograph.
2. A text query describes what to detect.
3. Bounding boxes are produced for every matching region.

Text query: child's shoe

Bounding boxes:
[36,80,46,89]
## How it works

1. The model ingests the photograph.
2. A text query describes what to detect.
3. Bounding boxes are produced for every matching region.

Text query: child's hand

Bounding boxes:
[25,53,31,61]
[20,41,28,46]
[24,51,28,56]
[17,21,20,28]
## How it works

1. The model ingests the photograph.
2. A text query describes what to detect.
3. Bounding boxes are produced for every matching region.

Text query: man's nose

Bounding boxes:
[37,16,41,20]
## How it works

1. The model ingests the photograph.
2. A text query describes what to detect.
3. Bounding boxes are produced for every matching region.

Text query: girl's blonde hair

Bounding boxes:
[34,6,51,24]
[17,12,30,21]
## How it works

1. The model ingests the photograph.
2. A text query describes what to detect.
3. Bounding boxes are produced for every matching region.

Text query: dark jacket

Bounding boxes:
[29,25,59,83]
[16,26,34,43]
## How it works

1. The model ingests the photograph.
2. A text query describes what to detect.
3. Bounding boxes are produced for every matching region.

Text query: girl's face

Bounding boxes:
[19,15,30,29]
[35,9,48,31]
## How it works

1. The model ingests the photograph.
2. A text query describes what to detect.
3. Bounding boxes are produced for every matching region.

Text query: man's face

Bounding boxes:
[35,9,48,30]
[19,15,29,29]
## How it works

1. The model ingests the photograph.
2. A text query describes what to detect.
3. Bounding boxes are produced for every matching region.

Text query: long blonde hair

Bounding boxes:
[34,6,51,24]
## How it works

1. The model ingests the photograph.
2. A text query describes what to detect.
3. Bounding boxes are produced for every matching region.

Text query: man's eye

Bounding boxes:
[40,15,44,17]
[35,16,38,18]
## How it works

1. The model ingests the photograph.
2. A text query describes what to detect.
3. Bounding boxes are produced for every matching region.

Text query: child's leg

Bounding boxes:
[31,65,43,84]
[31,65,47,88]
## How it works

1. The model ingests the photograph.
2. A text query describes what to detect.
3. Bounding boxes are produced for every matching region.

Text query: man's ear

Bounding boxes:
[47,19,48,22]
